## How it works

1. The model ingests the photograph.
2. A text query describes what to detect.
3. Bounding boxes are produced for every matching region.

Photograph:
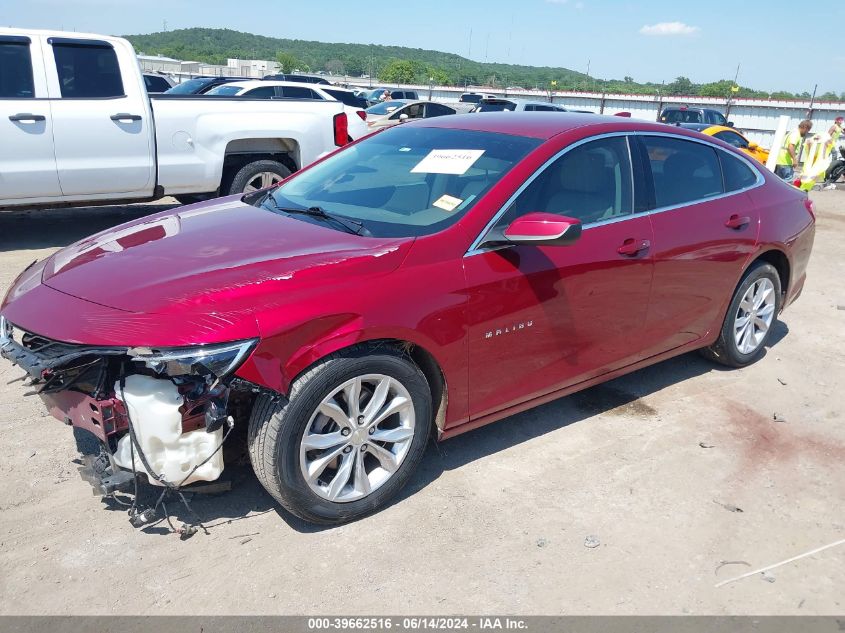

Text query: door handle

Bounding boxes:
[110,113,142,122]
[9,113,46,122]
[725,214,751,230]
[617,238,651,256]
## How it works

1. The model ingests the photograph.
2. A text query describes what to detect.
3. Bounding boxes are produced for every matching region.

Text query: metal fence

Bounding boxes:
[137,58,844,147]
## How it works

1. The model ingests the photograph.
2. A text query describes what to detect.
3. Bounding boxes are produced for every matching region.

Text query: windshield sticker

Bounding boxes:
[433,194,464,212]
[411,149,485,175]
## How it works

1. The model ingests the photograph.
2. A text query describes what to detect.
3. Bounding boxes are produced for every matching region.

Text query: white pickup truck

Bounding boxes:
[0,28,348,210]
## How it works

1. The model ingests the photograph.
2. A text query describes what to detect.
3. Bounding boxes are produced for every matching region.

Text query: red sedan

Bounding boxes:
[0,114,815,525]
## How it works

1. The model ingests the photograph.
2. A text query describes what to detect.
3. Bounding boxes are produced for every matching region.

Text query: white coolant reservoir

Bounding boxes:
[112,375,224,486]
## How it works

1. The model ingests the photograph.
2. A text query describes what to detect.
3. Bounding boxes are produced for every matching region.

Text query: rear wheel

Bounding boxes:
[247,347,432,524]
[226,160,291,195]
[701,261,781,367]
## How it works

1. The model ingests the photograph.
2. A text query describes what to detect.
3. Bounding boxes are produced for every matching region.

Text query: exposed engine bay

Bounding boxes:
[0,315,267,535]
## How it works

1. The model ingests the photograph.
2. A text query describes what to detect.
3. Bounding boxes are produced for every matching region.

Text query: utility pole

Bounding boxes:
[807,83,818,120]
[163,20,167,32]
[485,33,490,63]
[725,62,741,120]
[468,28,472,59]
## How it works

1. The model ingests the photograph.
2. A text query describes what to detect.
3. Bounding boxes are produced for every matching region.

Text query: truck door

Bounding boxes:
[42,36,154,197]
[0,35,62,202]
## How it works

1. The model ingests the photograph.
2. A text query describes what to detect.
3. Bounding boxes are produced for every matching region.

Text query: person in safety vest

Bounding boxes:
[775,119,812,181]
[827,117,844,157]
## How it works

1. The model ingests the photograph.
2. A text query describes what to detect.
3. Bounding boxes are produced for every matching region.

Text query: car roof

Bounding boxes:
[213,80,339,93]
[408,111,727,141]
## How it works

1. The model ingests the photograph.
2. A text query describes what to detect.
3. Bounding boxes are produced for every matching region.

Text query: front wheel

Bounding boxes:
[247,347,432,524]
[701,261,781,367]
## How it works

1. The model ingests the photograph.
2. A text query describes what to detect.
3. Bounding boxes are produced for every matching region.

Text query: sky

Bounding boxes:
[3,0,844,94]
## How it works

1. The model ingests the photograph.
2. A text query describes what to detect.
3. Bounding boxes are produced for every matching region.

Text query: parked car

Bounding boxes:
[164,76,251,95]
[677,123,770,164]
[660,105,733,127]
[364,99,457,130]
[364,88,419,107]
[0,112,815,525]
[0,29,349,210]
[142,72,175,93]
[262,73,330,85]
[472,97,570,112]
[459,92,498,103]
[204,80,368,141]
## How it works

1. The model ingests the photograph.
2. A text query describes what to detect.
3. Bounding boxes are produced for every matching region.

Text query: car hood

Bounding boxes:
[41,195,412,316]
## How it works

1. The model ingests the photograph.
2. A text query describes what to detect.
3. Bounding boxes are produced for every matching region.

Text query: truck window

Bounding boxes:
[52,42,123,98]
[0,38,35,98]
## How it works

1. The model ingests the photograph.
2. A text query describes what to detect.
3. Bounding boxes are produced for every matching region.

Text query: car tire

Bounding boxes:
[226,160,291,196]
[247,346,432,524]
[700,261,782,368]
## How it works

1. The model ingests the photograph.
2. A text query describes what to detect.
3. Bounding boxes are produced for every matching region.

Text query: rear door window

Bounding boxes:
[642,136,723,208]
[52,41,123,98]
[0,38,35,98]
[719,152,758,192]
[242,86,277,98]
[280,86,321,99]
[424,103,454,118]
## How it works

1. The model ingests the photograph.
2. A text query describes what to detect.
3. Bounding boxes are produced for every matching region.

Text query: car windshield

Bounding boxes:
[265,126,541,238]
[366,101,406,115]
[165,78,213,94]
[205,85,243,96]
[475,101,517,112]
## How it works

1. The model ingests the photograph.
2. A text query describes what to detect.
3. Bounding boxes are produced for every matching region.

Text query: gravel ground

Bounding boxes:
[0,194,842,615]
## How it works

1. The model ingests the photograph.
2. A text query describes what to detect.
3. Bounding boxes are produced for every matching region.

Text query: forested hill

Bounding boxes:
[125,28,825,99]
[125,28,589,89]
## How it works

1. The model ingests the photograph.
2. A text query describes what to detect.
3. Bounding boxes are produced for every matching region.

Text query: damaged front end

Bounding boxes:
[0,315,260,502]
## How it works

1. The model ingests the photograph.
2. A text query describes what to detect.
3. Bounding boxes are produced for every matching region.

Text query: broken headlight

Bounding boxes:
[128,339,257,379]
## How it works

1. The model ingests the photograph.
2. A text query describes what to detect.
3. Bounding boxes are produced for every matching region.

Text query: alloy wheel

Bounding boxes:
[733,277,776,355]
[299,374,416,503]
[243,171,283,193]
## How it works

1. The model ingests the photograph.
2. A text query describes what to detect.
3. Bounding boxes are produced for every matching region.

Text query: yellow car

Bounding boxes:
[678,123,770,164]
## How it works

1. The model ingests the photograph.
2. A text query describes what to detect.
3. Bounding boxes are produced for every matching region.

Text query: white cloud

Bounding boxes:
[639,21,700,36]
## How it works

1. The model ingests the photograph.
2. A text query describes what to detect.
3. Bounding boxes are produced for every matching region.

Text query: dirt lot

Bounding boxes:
[0,195,843,616]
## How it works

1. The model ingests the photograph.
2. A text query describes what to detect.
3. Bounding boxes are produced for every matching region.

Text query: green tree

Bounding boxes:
[325,59,345,75]
[381,59,415,84]
[427,67,451,86]
[275,51,300,73]
[699,79,734,97]
[667,76,696,96]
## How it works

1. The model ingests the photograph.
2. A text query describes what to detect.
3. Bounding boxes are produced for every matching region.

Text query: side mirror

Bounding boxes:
[727,121,735,128]
[747,141,759,150]
[399,113,409,122]
[502,212,582,246]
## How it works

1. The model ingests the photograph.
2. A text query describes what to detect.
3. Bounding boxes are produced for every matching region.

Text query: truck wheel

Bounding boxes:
[247,347,432,524]
[227,160,291,195]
